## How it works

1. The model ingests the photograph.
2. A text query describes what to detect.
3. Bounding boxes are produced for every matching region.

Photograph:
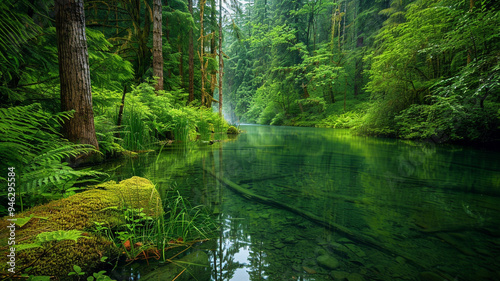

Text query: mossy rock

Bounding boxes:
[227,126,239,134]
[0,176,163,279]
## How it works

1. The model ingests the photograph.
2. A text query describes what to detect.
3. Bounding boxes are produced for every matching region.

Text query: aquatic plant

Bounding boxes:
[102,190,218,263]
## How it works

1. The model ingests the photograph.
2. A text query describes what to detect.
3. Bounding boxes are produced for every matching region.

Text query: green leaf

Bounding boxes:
[16,243,42,251]
[36,230,89,244]
[73,265,82,274]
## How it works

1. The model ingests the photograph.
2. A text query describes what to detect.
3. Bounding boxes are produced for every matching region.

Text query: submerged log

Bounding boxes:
[204,168,427,270]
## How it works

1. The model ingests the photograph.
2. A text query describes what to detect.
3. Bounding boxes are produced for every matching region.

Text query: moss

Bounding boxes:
[227,126,239,134]
[0,176,163,279]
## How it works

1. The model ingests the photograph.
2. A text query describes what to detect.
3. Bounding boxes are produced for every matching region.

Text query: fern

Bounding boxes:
[16,230,89,251]
[0,104,108,212]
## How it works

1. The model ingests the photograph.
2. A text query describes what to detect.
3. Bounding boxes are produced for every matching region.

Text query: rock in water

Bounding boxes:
[317,254,340,269]
[331,270,350,280]
[419,271,444,281]
[347,272,365,281]
[141,251,211,281]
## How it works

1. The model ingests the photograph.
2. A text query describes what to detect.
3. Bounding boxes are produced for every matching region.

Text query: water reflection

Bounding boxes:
[100,125,500,281]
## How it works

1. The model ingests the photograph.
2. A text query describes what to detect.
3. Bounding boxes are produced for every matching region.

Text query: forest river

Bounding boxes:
[100,125,500,281]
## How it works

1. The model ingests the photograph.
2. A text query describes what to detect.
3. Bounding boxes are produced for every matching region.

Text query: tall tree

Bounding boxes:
[55,0,99,157]
[188,0,195,102]
[200,0,207,106]
[218,0,223,116]
[153,0,164,91]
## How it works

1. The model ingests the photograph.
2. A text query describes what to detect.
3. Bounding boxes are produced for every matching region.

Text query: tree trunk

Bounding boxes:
[55,0,100,157]
[153,0,163,91]
[115,85,127,139]
[179,39,184,89]
[188,0,195,102]
[200,0,207,107]
[218,0,223,116]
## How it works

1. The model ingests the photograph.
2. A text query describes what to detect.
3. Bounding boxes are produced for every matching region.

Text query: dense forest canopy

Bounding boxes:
[0,0,499,208]
[0,0,233,207]
[222,0,500,143]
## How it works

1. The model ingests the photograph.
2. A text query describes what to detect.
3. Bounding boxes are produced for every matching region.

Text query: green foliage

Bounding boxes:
[0,105,107,212]
[16,230,89,251]
[86,28,134,91]
[68,265,85,277]
[86,270,116,281]
[197,119,212,141]
[68,265,116,281]
[318,111,363,129]
[92,191,217,263]
[15,214,48,228]
[361,0,500,141]
[270,112,286,126]
[227,125,239,134]
[0,0,41,102]
[117,81,227,147]
[396,56,500,141]
[259,101,281,125]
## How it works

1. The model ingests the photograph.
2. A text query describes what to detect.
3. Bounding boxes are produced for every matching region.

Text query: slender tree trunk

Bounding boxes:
[115,84,127,139]
[200,0,207,106]
[218,0,223,116]
[55,0,99,156]
[179,39,184,89]
[153,0,163,91]
[188,0,195,102]
[125,0,152,81]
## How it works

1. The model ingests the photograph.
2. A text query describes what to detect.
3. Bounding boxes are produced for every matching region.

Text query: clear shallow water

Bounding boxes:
[101,125,500,281]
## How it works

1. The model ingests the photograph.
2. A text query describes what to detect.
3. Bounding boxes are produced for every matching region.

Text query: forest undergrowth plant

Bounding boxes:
[196,119,212,141]
[171,109,190,142]
[122,106,152,151]
[92,191,217,263]
[94,116,125,158]
[0,104,108,213]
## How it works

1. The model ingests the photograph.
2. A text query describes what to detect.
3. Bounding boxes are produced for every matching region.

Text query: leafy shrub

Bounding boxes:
[227,126,239,134]
[318,111,363,129]
[395,95,497,142]
[0,104,107,213]
[270,111,285,126]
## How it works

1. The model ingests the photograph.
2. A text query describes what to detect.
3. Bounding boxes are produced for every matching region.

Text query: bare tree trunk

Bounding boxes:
[153,0,163,91]
[188,0,195,102]
[218,0,223,116]
[200,0,207,106]
[115,85,127,139]
[55,0,100,159]
[179,39,184,89]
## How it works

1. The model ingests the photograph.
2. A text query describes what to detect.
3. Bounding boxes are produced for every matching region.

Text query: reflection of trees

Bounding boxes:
[210,215,251,281]
[247,240,267,280]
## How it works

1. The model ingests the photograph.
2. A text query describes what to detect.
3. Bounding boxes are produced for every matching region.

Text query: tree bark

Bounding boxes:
[115,84,127,139]
[55,0,99,156]
[188,0,195,102]
[153,0,164,91]
[218,0,223,116]
[200,0,207,106]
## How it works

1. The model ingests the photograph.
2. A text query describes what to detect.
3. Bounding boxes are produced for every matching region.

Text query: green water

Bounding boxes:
[104,125,500,281]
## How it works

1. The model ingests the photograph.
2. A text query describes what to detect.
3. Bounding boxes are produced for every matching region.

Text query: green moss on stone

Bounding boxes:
[227,126,239,134]
[0,176,163,278]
